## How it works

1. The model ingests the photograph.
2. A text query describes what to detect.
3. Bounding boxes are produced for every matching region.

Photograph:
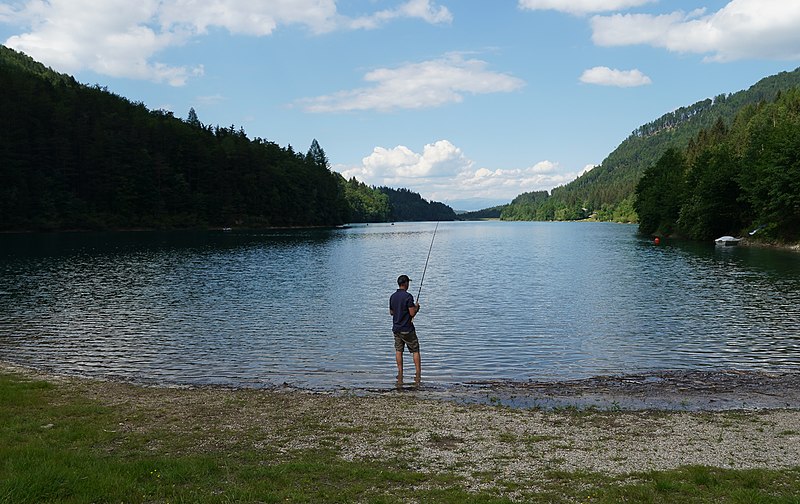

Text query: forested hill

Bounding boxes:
[501,66,800,223]
[0,45,453,230]
[634,88,800,243]
[378,187,456,222]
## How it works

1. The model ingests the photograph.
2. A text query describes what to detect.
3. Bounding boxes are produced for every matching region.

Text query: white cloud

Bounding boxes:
[1,0,452,85]
[346,0,453,30]
[343,140,472,182]
[297,53,525,112]
[396,0,453,24]
[518,0,654,15]
[456,160,577,197]
[579,66,652,87]
[4,0,200,85]
[339,141,591,202]
[195,94,228,105]
[158,0,339,36]
[591,1,800,61]
[0,4,16,22]
[158,0,450,35]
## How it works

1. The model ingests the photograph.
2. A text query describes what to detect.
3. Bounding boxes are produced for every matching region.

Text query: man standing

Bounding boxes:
[389,274,421,383]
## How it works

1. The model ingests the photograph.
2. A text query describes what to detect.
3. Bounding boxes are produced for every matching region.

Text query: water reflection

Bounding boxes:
[0,223,798,390]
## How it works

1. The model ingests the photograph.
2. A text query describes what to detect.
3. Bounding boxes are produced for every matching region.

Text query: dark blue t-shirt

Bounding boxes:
[389,289,415,333]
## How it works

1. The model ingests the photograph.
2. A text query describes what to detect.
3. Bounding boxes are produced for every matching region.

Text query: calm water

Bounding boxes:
[1,222,799,390]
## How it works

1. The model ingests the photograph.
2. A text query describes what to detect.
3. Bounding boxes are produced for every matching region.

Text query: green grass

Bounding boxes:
[2,372,800,503]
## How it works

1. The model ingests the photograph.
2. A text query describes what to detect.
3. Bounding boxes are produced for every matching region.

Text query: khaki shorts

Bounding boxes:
[393,330,420,353]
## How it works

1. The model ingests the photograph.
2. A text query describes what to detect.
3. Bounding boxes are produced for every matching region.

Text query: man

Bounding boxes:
[389,274,421,383]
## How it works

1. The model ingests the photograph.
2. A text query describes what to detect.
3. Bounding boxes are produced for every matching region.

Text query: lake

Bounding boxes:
[1,222,798,391]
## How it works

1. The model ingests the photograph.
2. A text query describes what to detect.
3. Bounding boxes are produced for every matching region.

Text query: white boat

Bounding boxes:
[715,235,742,246]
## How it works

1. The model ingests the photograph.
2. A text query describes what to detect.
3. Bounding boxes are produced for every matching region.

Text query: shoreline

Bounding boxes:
[0,224,349,234]
[4,361,799,412]
[4,223,798,253]
[455,369,800,411]
[739,238,800,252]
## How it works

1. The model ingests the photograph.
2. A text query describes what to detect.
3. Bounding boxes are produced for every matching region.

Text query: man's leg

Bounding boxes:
[395,350,404,380]
[412,351,421,381]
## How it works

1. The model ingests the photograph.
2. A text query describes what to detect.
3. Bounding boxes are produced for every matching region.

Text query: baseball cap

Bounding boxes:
[397,274,411,285]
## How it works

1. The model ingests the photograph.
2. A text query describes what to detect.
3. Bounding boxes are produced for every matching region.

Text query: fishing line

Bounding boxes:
[417,219,439,303]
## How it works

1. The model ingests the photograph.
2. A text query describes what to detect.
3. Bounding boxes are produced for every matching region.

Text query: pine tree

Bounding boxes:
[186,107,201,128]
[306,139,329,170]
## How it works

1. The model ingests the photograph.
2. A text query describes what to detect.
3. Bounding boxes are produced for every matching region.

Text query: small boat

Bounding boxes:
[715,235,742,246]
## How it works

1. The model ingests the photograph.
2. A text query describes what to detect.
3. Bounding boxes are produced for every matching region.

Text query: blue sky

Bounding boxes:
[2,1,799,210]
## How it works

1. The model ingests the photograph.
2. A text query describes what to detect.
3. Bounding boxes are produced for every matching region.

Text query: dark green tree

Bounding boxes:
[634,148,687,236]
[186,107,201,128]
[739,89,800,240]
[341,176,390,222]
[678,145,746,239]
[306,139,329,170]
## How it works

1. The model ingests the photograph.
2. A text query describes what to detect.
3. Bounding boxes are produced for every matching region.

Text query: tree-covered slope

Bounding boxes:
[378,187,457,222]
[502,66,800,223]
[0,45,351,230]
[635,88,800,243]
[0,45,451,230]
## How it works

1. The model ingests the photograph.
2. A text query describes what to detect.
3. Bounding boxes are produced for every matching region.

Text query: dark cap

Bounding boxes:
[397,274,411,286]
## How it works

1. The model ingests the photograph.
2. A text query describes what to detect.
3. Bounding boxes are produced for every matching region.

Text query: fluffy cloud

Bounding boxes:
[297,53,525,112]
[346,0,453,30]
[157,0,339,36]
[518,0,654,15]
[456,160,579,197]
[342,140,472,183]
[591,1,800,61]
[0,4,17,22]
[158,0,450,35]
[4,0,199,85]
[339,141,591,202]
[579,66,652,87]
[1,0,452,85]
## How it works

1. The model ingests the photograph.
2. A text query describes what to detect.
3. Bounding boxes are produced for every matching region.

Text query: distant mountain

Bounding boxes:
[501,66,800,222]
[448,197,510,213]
[377,187,456,222]
[458,205,504,220]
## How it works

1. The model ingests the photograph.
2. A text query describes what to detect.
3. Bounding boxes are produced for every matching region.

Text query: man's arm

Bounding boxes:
[408,303,419,318]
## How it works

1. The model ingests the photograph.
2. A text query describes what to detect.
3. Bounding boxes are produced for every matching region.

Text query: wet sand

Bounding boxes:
[4,359,799,411]
[425,369,800,411]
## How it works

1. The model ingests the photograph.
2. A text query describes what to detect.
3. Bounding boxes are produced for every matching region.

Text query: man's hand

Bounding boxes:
[415,302,421,310]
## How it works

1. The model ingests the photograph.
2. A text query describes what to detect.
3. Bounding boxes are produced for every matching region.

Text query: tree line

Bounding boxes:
[635,89,800,243]
[0,46,453,231]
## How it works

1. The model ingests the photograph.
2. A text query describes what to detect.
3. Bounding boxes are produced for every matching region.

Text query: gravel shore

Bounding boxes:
[4,362,799,494]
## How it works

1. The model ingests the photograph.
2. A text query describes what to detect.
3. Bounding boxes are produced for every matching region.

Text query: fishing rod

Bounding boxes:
[417,219,440,303]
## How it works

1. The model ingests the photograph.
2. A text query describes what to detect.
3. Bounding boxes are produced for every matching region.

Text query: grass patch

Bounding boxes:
[593,466,800,504]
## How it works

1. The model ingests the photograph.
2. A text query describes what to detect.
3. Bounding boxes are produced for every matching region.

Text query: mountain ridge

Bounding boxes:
[499,66,800,222]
